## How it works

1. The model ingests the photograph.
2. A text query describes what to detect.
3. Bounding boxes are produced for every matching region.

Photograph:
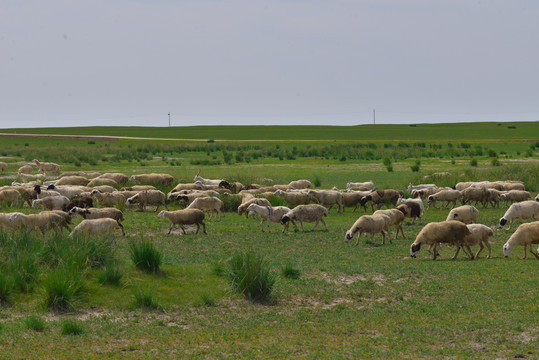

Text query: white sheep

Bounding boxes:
[345,213,390,245]
[17,164,34,175]
[46,185,86,199]
[68,206,124,222]
[70,218,125,237]
[88,177,119,187]
[502,222,539,259]
[246,203,292,233]
[237,197,271,218]
[32,196,70,211]
[125,190,168,212]
[499,190,531,206]
[157,209,207,235]
[499,200,539,230]
[427,189,462,209]
[280,204,328,232]
[273,189,312,207]
[98,173,129,185]
[306,190,343,213]
[0,189,20,207]
[0,162,7,172]
[55,176,90,186]
[33,159,60,175]
[446,205,479,224]
[192,171,230,189]
[0,212,25,231]
[33,185,61,199]
[9,212,66,234]
[287,179,312,190]
[407,183,437,193]
[410,221,471,260]
[130,173,174,186]
[186,197,223,221]
[373,209,405,240]
[91,190,126,208]
[346,180,375,191]
[452,224,494,260]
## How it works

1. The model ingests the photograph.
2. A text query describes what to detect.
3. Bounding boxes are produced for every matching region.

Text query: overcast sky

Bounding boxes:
[1,0,538,128]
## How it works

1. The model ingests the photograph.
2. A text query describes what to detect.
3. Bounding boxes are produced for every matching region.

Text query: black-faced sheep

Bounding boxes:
[280,204,328,232]
[410,221,471,260]
[499,200,539,230]
[396,202,423,225]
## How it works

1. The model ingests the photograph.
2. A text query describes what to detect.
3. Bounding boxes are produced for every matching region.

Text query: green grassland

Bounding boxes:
[0,124,538,359]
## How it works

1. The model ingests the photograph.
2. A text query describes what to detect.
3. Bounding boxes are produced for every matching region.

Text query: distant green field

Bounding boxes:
[2,121,538,141]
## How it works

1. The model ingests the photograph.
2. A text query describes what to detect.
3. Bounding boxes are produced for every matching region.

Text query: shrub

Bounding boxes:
[25,316,46,332]
[130,240,162,273]
[219,194,243,212]
[470,159,478,167]
[313,176,322,188]
[386,165,393,172]
[61,319,84,335]
[41,266,84,312]
[383,157,391,166]
[227,251,276,302]
[282,264,300,280]
[0,272,13,306]
[491,158,501,167]
[410,165,420,172]
[133,288,161,310]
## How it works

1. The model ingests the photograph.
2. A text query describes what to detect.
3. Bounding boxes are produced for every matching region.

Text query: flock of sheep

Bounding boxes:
[0,160,538,260]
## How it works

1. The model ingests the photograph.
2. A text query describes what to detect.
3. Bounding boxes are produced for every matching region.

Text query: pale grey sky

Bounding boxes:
[1,0,538,128]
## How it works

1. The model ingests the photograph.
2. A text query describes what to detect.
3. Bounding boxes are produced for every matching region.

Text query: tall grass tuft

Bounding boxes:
[41,266,84,312]
[0,272,13,306]
[61,318,84,335]
[219,194,243,212]
[227,251,276,302]
[282,264,301,280]
[130,240,162,273]
[24,316,46,332]
[132,288,161,310]
[97,261,123,286]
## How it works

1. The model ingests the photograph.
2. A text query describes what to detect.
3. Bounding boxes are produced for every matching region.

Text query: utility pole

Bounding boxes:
[373,109,376,125]
[168,112,171,127]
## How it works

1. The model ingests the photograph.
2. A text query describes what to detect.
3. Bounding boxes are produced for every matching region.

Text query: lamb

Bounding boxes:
[306,190,344,213]
[55,176,90,186]
[446,205,479,224]
[126,190,168,212]
[344,213,390,245]
[427,189,462,209]
[274,189,312,207]
[360,189,402,211]
[238,198,271,218]
[246,203,292,233]
[98,173,129,185]
[0,189,20,207]
[17,165,34,175]
[498,200,539,230]
[186,197,223,221]
[9,212,66,234]
[32,196,70,211]
[157,209,207,235]
[0,162,7,172]
[33,159,60,175]
[502,222,539,259]
[410,221,471,260]
[70,218,125,238]
[64,196,94,212]
[280,204,328,232]
[91,190,126,207]
[500,190,531,206]
[396,202,423,224]
[346,181,375,191]
[130,173,174,187]
[87,177,118,187]
[452,224,494,260]
[287,179,312,190]
[373,209,405,240]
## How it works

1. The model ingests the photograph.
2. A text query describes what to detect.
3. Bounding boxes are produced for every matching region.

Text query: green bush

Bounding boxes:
[25,316,46,332]
[470,158,478,167]
[130,241,162,273]
[61,319,84,335]
[386,165,393,172]
[41,266,84,312]
[227,251,276,302]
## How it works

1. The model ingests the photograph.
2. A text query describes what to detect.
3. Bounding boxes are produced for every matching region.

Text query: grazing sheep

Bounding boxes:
[455,181,474,191]
[33,185,61,199]
[461,187,490,208]
[130,173,174,187]
[396,197,425,216]
[171,183,204,193]
[157,209,207,235]
[33,159,60,175]
[246,203,292,233]
[485,189,503,208]
[126,190,168,212]
[90,185,115,193]
[500,181,525,191]
[396,202,423,225]
[427,189,462,209]
[0,189,20,207]
[17,165,34,175]
[306,190,344,213]
[0,162,7,172]
[168,191,219,205]
[46,184,87,199]
[238,198,271,218]
[32,196,70,211]
[91,190,126,207]
[87,177,118,187]
[98,173,129,185]
[410,221,471,260]
[446,205,479,224]
[68,207,125,231]
[500,190,531,206]
[70,218,125,237]
[121,185,156,192]
[55,176,90,186]
[411,187,442,200]
[273,189,312,207]
[452,224,494,260]
[64,196,94,212]
[12,186,37,207]
[344,213,390,245]
[288,179,312,190]
[346,181,375,192]
[499,200,539,230]
[360,189,402,211]
[228,182,244,194]
[373,209,405,240]
[407,183,437,193]
[9,212,66,234]
[280,204,328,232]
[0,212,25,231]
[186,197,223,221]
[502,222,539,259]
[192,171,230,189]
[342,191,371,212]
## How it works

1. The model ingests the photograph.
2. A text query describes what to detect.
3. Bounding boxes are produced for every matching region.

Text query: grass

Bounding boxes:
[41,266,84,312]
[24,315,46,332]
[129,240,163,273]
[227,251,276,302]
[60,318,84,335]
[132,288,161,310]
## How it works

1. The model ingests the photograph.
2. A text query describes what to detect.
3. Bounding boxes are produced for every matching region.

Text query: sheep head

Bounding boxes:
[502,242,512,257]
[157,210,167,218]
[410,243,421,258]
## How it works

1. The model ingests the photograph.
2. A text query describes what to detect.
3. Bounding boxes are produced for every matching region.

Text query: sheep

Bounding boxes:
[396,196,425,216]
[396,203,423,225]
[70,218,125,238]
[171,183,203,193]
[427,189,462,209]
[45,184,87,199]
[68,207,125,232]
[411,187,442,200]
[360,189,402,212]
[246,203,292,233]
[499,200,539,230]
[306,190,344,213]
[0,189,20,207]
[130,173,174,187]
[98,173,129,185]
[0,162,7,172]
[33,159,60,175]
[185,197,223,221]
[88,177,118,187]
[168,191,219,205]
[485,189,503,208]
[33,185,61,199]
[446,205,479,224]
[346,181,375,192]
[64,196,94,212]
[407,183,437,193]
[12,186,37,207]
[502,222,539,259]
[455,181,474,191]
[500,190,531,206]
[228,182,244,193]
[126,190,168,212]
[55,176,90,186]
[17,165,34,175]
[121,185,156,192]
[344,213,390,245]
[280,204,328,232]
[90,185,115,193]
[287,179,312,190]
[157,209,207,235]
[373,209,405,240]
[90,190,126,207]
[192,171,230,189]
[273,189,311,207]
[32,196,70,211]
[0,212,25,231]
[500,181,525,191]
[461,187,490,208]
[452,224,494,260]
[342,191,370,212]
[238,197,271,218]
[410,221,471,260]
[9,212,66,234]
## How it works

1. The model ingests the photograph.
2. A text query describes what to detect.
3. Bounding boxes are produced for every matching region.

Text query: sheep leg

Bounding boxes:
[260,218,265,232]
[208,210,213,221]
[462,246,474,260]
[398,224,405,239]
[168,224,174,235]
[355,231,362,246]
[312,220,318,231]
[321,218,327,231]
[475,242,484,259]
[452,246,461,260]
[117,222,125,236]
[180,226,187,235]
[528,244,539,259]
[267,219,271,233]
[522,244,527,259]
[299,221,304,232]
[195,223,200,235]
